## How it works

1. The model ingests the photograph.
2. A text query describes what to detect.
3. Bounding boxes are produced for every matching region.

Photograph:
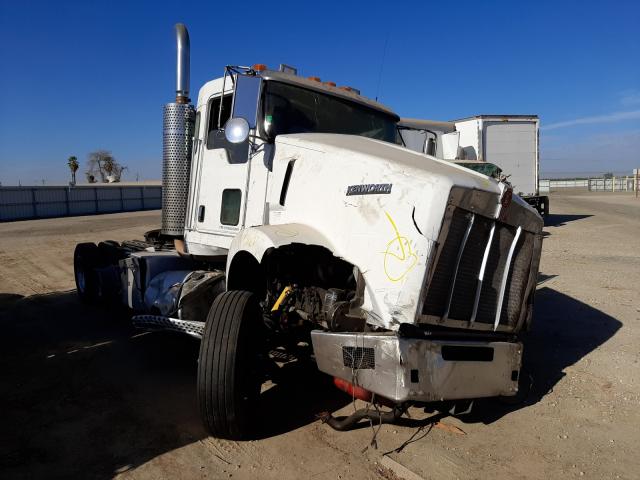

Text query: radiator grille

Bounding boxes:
[342,346,375,369]
[422,206,534,330]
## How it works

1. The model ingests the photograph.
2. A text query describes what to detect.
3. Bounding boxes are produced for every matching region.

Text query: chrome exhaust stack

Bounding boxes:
[175,23,190,103]
[162,23,195,237]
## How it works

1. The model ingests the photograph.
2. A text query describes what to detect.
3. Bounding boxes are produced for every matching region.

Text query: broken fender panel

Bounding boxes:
[227,223,336,265]
[227,223,419,330]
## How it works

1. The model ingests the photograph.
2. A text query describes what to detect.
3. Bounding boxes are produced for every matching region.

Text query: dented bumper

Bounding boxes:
[311,330,522,403]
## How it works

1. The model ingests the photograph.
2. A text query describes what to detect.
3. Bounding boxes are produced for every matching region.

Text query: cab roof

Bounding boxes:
[260,70,398,120]
[196,69,399,121]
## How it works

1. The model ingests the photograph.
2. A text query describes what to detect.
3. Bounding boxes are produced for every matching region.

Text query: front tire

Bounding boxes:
[197,291,264,439]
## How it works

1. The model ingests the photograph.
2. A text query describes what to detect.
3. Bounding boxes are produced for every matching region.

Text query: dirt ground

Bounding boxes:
[1,190,638,480]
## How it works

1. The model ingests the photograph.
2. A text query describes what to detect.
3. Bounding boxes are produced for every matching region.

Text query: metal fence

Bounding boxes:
[540,177,639,192]
[0,185,162,222]
[538,179,549,193]
[548,179,589,188]
[588,177,637,192]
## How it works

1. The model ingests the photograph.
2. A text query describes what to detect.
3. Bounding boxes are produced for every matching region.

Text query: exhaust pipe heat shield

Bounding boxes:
[161,23,195,237]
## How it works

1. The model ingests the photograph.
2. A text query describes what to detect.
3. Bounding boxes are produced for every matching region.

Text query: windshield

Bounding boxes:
[260,81,399,144]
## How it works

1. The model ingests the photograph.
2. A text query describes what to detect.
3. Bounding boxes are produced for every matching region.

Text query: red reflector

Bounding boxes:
[333,377,372,402]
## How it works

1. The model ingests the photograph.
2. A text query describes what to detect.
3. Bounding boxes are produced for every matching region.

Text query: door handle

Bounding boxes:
[198,205,206,222]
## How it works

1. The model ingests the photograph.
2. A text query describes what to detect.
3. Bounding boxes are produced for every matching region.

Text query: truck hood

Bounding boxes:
[264,133,523,330]
[275,133,504,197]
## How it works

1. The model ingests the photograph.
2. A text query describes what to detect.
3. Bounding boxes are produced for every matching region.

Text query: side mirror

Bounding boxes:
[224,117,250,144]
[232,74,261,128]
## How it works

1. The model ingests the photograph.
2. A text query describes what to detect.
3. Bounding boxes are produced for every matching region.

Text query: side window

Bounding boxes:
[220,189,241,226]
[206,94,233,149]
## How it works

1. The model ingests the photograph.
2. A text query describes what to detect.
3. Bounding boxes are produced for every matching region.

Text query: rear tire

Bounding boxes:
[197,291,264,439]
[97,240,125,264]
[74,243,100,302]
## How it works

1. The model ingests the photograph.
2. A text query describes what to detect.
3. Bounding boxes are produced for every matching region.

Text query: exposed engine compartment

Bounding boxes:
[261,245,366,334]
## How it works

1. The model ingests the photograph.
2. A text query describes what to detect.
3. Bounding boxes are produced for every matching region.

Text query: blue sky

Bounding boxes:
[0,0,638,184]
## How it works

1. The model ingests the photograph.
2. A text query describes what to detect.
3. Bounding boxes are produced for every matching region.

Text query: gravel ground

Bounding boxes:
[1,190,638,480]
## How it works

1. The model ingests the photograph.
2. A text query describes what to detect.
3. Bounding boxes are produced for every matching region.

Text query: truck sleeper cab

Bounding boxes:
[73,24,543,441]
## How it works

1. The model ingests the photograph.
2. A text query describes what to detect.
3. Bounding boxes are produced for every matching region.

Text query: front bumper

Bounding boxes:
[311,330,522,403]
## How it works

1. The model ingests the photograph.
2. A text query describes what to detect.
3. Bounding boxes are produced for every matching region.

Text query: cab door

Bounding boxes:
[194,76,261,241]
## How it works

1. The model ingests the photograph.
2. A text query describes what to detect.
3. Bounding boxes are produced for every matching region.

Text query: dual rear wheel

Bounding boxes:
[73,242,123,302]
[73,243,101,301]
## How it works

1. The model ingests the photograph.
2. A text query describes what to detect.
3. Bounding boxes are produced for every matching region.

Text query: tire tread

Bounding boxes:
[198,290,258,439]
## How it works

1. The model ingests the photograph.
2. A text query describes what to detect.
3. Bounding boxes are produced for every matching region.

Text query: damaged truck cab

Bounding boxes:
[74,24,543,440]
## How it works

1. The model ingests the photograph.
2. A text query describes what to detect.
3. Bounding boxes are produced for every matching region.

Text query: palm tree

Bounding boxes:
[67,156,79,185]
[103,156,114,180]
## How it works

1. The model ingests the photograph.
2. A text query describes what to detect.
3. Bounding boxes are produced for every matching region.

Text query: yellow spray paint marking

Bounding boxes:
[383,211,418,282]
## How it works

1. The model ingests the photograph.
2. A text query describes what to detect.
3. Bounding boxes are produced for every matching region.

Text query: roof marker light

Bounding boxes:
[252,64,268,71]
[323,81,337,87]
[308,76,321,82]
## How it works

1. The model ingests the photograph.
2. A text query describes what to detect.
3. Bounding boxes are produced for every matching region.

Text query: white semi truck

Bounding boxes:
[73,24,543,439]
[399,116,549,216]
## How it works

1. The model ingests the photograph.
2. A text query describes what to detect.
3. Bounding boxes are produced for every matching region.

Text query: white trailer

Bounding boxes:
[73,24,544,440]
[399,115,549,216]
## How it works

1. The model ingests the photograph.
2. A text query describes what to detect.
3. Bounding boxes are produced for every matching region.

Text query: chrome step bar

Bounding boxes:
[132,315,205,339]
